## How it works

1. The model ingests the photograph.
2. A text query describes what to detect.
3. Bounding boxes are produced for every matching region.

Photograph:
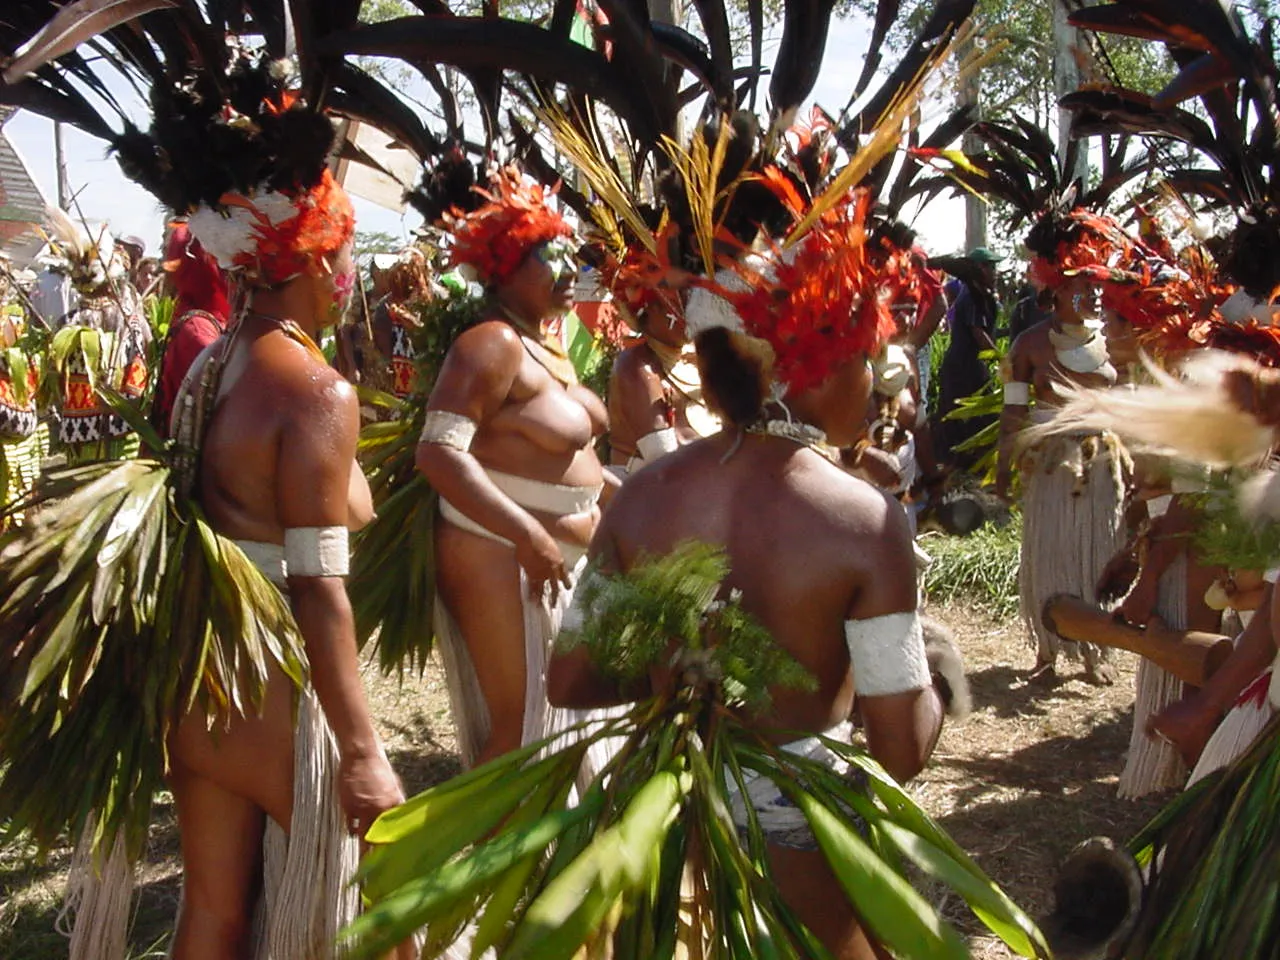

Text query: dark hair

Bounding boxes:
[695,327,767,427]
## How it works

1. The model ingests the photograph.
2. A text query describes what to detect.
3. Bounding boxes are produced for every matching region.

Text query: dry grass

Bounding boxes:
[0,602,1166,958]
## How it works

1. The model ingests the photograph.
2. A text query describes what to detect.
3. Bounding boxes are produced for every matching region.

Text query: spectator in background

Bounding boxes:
[904,247,948,407]
[935,247,1002,468]
[1006,277,1053,345]
[153,223,229,433]
[117,235,146,278]
[134,257,163,298]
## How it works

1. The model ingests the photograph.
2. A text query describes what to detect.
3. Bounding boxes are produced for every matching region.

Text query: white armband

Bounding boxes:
[1003,381,1030,406]
[420,410,478,452]
[284,526,349,578]
[845,611,931,697]
[635,427,679,462]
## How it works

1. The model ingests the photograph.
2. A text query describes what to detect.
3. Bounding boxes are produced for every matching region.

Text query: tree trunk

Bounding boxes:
[958,32,986,253]
[1052,0,1089,183]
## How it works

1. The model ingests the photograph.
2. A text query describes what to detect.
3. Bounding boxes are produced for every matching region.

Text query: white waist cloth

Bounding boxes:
[438,468,600,562]
[234,539,287,587]
[727,720,855,842]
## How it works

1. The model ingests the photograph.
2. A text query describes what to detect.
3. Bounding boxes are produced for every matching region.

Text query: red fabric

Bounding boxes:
[155,309,224,435]
[166,226,230,325]
[913,254,945,319]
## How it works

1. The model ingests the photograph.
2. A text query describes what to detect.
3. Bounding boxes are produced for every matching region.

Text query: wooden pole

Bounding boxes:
[54,121,70,209]
[957,31,986,253]
[1042,595,1235,686]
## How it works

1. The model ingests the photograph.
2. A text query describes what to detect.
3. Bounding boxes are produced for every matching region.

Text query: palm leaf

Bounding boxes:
[0,452,305,857]
[348,545,1047,959]
[2,0,176,85]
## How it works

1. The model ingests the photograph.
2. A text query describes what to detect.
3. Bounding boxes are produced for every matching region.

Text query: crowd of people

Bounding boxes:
[2,0,1280,958]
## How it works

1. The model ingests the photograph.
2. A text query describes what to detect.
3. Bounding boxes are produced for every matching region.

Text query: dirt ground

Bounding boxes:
[0,601,1164,959]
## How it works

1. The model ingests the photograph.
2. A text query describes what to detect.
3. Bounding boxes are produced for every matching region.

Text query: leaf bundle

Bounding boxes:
[1126,716,1280,958]
[0,393,305,858]
[349,290,486,675]
[347,543,1049,959]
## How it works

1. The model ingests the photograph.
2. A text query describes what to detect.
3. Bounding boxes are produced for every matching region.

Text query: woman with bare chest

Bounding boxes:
[608,302,720,475]
[416,172,617,767]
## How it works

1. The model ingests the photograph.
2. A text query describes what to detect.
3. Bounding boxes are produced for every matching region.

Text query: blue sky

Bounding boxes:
[4,12,965,260]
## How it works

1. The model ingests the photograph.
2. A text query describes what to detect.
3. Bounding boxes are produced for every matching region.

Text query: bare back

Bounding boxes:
[598,433,917,736]
[198,320,370,543]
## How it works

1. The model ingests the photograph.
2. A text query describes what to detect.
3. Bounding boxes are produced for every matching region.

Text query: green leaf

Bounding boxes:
[874,820,1049,957]
[504,769,689,960]
[794,792,969,960]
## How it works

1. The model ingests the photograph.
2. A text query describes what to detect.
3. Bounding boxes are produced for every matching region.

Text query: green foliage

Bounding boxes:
[0,393,305,859]
[922,516,1022,618]
[1186,473,1280,572]
[354,230,404,270]
[560,541,816,713]
[143,295,175,343]
[347,542,1049,960]
[1126,715,1280,958]
[564,310,617,402]
[348,287,488,674]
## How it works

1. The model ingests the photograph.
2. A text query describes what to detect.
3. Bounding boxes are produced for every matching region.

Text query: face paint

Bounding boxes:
[331,268,356,316]
[534,241,576,285]
[1071,287,1102,322]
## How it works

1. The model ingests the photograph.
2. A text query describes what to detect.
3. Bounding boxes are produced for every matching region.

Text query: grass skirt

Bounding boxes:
[60,688,359,959]
[1018,431,1129,669]
[1117,554,1188,799]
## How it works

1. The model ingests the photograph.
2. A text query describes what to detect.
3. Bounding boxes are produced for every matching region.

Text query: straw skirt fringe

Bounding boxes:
[1019,434,1129,668]
[1187,669,1275,787]
[60,689,359,960]
[1117,554,1188,799]
[61,821,135,960]
[252,687,361,959]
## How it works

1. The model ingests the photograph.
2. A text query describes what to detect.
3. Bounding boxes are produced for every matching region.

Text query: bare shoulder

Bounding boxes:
[816,461,911,535]
[257,336,357,422]
[611,342,658,381]
[448,318,524,365]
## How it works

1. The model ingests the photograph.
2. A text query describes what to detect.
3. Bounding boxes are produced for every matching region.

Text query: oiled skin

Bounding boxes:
[608,309,702,463]
[416,251,616,767]
[165,245,408,960]
[549,355,944,960]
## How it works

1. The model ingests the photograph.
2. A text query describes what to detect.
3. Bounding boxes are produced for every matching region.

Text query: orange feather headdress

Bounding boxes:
[713,189,898,394]
[446,170,573,285]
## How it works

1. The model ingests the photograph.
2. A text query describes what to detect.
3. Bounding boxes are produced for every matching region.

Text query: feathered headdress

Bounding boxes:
[116,60,354,287]
[446,169,574,285]
[716,188,898,393]
[39,206,128,295]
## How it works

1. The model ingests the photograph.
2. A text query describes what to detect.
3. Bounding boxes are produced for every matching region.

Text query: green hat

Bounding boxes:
[968,247,1004,264]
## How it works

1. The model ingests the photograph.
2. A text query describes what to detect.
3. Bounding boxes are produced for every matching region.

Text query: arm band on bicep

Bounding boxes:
[284,526,349,577]
[1003,381,1030,406]
[844,611,931,696]
[635,427,679,463]
[420,410,478,452]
